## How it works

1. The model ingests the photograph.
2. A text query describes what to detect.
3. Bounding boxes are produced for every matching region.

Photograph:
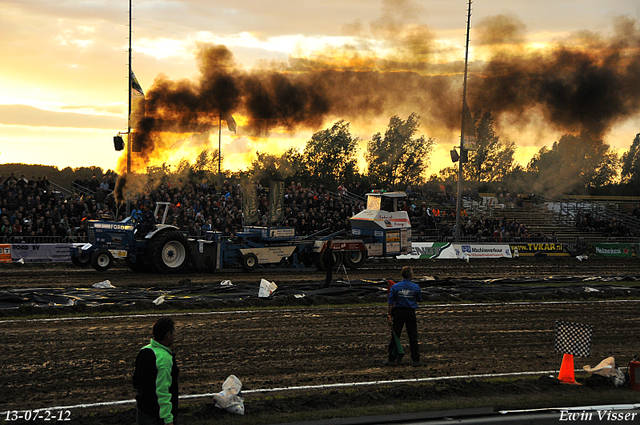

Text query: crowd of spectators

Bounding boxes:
[0,173,372,243]
[131,180,368,239]
[576,210,635,238]
[2,171,639,244]
[0,172,100,242]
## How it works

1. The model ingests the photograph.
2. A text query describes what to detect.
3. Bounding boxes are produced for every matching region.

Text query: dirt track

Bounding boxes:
[2,258,640,419]
[3,256,640,289]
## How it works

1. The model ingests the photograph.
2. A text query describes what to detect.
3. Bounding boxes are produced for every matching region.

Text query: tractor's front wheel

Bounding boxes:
[90,249,114,272]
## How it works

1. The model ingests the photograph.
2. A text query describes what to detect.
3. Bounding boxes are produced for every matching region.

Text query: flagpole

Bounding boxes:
[218,112,222,184]
[127,0,132,176]
[455,0,472,243]
[126,0,133,217]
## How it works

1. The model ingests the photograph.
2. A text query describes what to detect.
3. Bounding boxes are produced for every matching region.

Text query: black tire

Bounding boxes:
[241,253,259,271]
[300,251,315,268]
[90,249,114,272]
[313,253,325,271]
[71,250,91,268]
[125,254,149,272]
[343,250,367,269]
[148,230,190,273]
[314,252,342,271]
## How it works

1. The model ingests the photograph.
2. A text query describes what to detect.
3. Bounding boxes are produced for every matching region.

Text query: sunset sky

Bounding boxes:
[1,0,639,177]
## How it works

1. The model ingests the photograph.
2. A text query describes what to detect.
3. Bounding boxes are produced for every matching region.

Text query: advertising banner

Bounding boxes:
[592,243,635,258]
[397,243,512,259]
[0,244,11,263]
[397,242,452,259]
[509,243,568,256]
[456,244,513,259]
[11,244,72,263]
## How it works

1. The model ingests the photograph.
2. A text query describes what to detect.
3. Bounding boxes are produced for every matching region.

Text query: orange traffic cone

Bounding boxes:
[558,353,580,384]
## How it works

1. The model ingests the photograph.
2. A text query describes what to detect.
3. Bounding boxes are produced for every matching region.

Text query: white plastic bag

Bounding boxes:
[583,356,626,386]
[92,280,115,289]
[258,279,277,298]
[213,375,244,415]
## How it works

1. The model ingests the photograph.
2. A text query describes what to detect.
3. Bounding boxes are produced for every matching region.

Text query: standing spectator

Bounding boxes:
[385,266,423,367]
[89,174,100,192]
[322,241,335,288]
[133,317,179,425]
[100,176,110,191]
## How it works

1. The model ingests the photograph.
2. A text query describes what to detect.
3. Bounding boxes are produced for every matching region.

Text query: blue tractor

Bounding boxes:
[70,202,190,273]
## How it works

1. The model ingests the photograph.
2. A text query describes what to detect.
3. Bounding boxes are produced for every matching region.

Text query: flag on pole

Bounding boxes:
[462,100,476,151]
[242,184,259,225]
[221,111,237,133]
[268,181,285,223]
[554,321,593,357]
[131,71,144,97]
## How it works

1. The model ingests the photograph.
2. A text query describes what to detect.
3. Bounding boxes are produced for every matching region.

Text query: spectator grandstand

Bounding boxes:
[1,173,639,245]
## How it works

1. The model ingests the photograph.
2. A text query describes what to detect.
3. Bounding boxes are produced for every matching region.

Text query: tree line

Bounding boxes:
[2,111,640,197]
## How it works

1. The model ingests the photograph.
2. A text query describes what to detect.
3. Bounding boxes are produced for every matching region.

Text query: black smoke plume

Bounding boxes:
[119,13,640,173]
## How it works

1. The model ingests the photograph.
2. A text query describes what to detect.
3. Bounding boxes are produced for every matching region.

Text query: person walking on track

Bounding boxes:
[385,266,423,367]
[133,317,180,425]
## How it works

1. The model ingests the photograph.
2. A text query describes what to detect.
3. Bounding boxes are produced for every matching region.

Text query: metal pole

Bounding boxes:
[126,0,132,217]
[218,112,222,184]
[455,0,472,242]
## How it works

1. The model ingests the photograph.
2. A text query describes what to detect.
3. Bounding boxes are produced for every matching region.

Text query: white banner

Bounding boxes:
[398,242,512,260]
[456,244,513,259]
[11,244,72,263]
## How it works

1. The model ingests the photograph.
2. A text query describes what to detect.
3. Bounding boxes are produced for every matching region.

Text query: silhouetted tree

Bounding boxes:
[527,132,619,195]
[366,113,434,189]
[302,120,359,189]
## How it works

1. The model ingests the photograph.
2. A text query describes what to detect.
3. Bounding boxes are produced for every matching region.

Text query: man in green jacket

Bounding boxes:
[133,317,179,425]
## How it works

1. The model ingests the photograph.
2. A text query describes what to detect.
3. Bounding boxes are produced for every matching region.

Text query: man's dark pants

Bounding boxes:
[388,307,419,362]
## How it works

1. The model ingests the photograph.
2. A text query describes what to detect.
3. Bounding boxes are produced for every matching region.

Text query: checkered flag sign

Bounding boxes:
[554,321,593,357]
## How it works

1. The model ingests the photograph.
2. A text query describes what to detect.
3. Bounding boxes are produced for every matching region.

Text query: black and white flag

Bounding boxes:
[554,321,593,357]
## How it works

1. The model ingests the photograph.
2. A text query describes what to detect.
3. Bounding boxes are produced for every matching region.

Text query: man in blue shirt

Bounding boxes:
[386,266,423,367]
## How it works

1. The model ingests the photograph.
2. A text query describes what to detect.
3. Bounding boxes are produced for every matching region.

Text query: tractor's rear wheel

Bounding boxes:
[149,231,190,273]
[90,249,114,272]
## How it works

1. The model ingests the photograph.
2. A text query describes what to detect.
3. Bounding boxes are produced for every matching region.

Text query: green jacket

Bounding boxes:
[133,339,179,424]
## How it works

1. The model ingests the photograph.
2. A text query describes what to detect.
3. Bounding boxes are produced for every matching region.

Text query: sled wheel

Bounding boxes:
[343,250,367,270]
[242,253,258,271]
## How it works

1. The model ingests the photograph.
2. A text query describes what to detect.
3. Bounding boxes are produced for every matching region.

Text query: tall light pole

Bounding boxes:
[455,0,473,242]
